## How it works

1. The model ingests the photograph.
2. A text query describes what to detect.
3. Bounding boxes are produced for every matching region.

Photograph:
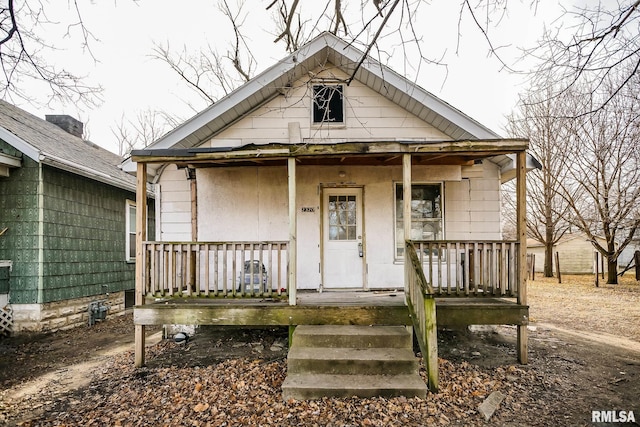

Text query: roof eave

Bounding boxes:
[40,153,153,196]
[130,139,528,164]
[500,152,541,183]
[0,126,40,161]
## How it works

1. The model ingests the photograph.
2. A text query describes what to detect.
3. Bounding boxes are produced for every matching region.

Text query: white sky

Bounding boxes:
[19,1,566,154]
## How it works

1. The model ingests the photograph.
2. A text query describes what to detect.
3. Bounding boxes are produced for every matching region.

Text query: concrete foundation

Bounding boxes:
[9,291,127,333]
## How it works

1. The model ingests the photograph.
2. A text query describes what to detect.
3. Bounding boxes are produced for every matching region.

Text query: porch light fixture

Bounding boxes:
[338,171,346,178]
[184,167,196,180]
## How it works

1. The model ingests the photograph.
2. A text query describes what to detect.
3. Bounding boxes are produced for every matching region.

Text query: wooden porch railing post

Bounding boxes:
[516,150,528,364]
[135,161,147,368]
[423,294,438,391]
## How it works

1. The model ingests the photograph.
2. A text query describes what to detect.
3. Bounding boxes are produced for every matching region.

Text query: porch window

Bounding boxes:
[126,200,136,262]
[395,183,443,258]
[312,84,344,123]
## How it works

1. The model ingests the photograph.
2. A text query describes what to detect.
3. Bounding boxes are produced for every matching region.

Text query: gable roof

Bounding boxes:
[133,32,500,154]
[0,99,139,193]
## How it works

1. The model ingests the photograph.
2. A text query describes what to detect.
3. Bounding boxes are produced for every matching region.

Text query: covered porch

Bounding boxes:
[131,141,530,391]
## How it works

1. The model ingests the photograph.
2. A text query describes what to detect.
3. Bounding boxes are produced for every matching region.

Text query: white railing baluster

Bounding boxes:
[141,240,515,299]
[406,240,520,298]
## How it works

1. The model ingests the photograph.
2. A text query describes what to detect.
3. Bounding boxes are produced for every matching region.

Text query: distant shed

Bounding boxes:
[527,233,609,275]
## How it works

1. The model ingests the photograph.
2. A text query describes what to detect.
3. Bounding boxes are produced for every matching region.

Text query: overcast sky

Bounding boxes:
[20,1,565,154]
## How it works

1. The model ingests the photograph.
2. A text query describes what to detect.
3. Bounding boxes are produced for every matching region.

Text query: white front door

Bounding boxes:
[322,188,364,288]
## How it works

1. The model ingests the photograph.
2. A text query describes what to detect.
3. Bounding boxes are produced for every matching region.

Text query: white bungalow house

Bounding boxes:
[123,32,531,397]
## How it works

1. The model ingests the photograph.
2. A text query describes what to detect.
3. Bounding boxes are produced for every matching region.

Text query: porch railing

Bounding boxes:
[405,240,438,392]
[411,240,520,298]
[142,241,289,298]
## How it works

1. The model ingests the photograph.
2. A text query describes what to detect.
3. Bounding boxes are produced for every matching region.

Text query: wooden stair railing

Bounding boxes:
[405,240,438,393]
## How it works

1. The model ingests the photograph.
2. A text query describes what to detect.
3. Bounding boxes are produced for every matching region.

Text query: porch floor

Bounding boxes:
[135,290,528,327]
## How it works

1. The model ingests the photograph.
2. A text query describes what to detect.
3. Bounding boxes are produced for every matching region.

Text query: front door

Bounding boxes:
[322,188,364,288]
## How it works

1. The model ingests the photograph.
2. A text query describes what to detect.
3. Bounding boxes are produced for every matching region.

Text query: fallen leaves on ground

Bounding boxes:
[7,340,541,427]
[3,275,639,426]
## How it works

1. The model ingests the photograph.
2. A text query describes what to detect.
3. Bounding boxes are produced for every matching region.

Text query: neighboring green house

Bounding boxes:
[0,100,154,333]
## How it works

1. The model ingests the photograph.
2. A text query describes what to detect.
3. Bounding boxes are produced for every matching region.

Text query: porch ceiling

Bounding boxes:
[130,139,528,169]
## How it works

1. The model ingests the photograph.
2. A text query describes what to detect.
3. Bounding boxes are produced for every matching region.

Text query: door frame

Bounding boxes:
[319,184,367,290]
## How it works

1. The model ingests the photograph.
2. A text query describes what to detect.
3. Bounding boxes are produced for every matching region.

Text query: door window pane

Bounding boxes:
[328,194,357,241]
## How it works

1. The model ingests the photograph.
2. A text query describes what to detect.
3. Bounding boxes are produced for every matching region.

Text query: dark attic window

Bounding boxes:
[312,84,344,124]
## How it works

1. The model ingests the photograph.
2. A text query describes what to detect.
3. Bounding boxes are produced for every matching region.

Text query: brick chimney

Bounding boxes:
[45,115,84,138]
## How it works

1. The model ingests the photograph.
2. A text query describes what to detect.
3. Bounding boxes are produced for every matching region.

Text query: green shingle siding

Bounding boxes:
[0,148,40,304]
[0,266,9,293]
[0,140,154,305]
[38,166,151,303]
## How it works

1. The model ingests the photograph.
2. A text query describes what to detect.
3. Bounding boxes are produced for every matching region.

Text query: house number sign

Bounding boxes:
[301,207,315,213]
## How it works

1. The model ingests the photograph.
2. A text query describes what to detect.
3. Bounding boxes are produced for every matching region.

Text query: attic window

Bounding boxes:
[312,84,344,123]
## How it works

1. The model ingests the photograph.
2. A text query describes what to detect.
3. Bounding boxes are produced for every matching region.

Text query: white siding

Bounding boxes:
[467,162,502,240]
[156,164,192,241]
[162,163,504,289]
[154,61,505,288]
[444,179,471,239]
[197,167,289,241]
[208,67,451,146]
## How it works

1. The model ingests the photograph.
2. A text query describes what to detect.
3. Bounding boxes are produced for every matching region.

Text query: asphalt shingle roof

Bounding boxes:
[0,99,138,192]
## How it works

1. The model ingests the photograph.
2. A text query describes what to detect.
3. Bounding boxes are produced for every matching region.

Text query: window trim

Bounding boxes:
[311,84,345,126]
[125,199,136,263]
[393,181,444,261]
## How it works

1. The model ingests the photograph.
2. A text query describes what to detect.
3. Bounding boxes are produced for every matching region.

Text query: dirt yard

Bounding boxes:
[1,275,639,426]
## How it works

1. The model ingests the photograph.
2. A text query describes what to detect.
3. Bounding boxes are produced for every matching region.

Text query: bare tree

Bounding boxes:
[504,1,640,282]
[506,83,573,277]
[112,109,180,156]
[153,1,528,110]
[529,1,640,116]
[558,70,640,284]
[0,1,102,107]
[151,0,256,112]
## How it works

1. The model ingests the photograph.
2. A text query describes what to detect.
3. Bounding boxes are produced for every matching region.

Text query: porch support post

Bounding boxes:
[135,161,148,368]
[516,150,528,364]
[288,157,297,306]
[188,170,197,292]
[189,169,198,240]
[403,154,412,281]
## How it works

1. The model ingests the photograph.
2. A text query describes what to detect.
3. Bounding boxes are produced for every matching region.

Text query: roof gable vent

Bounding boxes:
[45,114,83,138]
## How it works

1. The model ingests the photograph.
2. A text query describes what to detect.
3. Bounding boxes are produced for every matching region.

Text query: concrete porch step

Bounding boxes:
[291,325,412,349]
[287,346,418,375]
[283,325,427,400]
[282,373,427,400]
